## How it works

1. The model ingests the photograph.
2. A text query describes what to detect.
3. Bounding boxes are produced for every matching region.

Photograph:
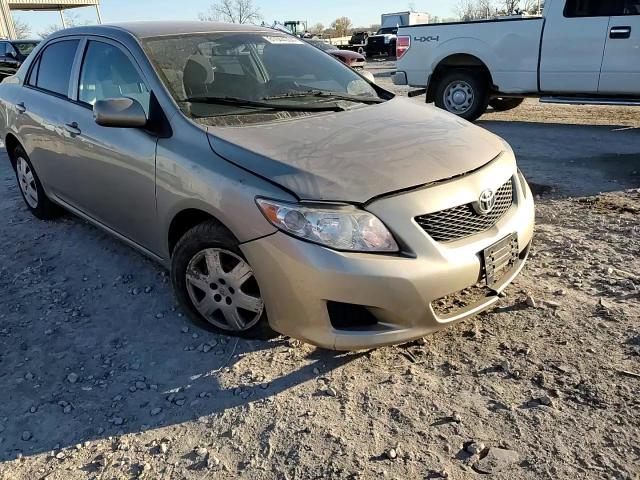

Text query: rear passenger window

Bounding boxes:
[29,40,79,97]
[564,0,611,17]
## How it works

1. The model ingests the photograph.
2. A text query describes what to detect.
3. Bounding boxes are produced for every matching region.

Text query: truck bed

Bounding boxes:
[398,17,545,94]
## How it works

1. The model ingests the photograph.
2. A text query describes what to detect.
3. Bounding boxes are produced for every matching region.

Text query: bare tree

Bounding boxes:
[309,23,325,35]
[331,17,353,37]
[12,17,31,39]
[501,0,521,14]
[37,11,89,38]
[454,0,499,20]
[199,0,261,24]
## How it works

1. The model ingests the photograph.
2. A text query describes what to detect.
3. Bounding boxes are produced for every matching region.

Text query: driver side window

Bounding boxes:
[78,41,150,113]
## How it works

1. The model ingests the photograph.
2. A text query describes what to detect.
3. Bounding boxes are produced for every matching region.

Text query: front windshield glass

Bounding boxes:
[14,42,38,56]
[377,27,398,35]
[142,32,379,121]
[307,40,334,52]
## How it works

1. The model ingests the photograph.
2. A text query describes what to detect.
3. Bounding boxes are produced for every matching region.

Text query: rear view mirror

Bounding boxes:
[93,98,147,128]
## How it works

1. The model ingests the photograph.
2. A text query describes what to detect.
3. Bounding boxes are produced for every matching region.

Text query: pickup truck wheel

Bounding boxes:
[171,220,272,339]
[489,97,525,112]
[434,71,489,122]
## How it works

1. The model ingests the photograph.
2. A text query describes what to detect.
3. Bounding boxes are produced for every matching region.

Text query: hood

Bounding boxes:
[206,97,504,204]
[330,50,365,60]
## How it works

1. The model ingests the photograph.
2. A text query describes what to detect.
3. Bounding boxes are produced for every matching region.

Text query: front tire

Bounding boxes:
[171,221,270,338]
[489,97,524,112]
[434,70,489,122]
[11,146,62,220]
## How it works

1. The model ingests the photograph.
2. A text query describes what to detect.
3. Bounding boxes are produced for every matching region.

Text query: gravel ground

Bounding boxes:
[0,61,639,479]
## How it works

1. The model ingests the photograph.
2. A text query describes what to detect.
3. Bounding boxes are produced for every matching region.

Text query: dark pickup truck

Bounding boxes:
[0,39,39,78]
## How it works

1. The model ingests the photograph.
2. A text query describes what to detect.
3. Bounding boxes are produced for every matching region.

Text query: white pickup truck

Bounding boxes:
[393,0,640,121]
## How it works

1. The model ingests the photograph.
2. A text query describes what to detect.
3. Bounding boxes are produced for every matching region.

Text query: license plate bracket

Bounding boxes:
[483,233,519,289]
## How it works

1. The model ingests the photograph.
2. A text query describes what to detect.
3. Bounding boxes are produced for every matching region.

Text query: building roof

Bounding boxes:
[8,0,99,10]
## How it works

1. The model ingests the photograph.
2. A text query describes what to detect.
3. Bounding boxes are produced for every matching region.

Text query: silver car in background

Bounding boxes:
[0,22,535,350]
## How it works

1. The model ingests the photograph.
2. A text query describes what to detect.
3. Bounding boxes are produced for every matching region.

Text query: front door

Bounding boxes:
[539,0,611,93]
[598,0,640,94]
[61,38,160,252]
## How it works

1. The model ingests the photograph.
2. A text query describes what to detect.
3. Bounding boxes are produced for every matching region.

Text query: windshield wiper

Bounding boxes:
[263,90,385,105]
[185,96,346,112]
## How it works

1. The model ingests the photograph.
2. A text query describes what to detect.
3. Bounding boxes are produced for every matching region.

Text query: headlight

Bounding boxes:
[256,198,399,253]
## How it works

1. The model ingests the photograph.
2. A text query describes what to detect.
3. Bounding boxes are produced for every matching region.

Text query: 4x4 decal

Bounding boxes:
[414,35,440,42]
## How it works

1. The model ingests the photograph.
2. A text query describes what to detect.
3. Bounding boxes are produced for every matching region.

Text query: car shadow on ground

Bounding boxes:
[477,120,640,197]
[0,153,363,462]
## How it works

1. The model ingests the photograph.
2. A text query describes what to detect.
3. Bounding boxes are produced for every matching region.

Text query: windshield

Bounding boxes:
[307,40,335,52]
[376,27,398,35]
[142,32,379,122]
[13,42,38,56]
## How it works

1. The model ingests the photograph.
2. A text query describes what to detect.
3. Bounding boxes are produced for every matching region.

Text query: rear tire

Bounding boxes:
[11,145,63,220]
[434,70,489,122]
[170,220,272,339]
[490,97,524,112]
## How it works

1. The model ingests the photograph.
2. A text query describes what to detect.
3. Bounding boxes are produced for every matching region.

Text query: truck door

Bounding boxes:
[539,0,610,93]
[598,0,640,94]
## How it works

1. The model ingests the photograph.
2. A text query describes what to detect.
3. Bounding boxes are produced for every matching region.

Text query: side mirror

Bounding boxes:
[361,70,376,84]
[93,97,147,128]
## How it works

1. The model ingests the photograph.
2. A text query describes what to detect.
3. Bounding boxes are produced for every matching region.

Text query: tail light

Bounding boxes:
[396,36,411,59]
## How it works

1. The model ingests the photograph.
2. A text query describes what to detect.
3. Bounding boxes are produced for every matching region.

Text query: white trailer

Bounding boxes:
[366,11,430,57]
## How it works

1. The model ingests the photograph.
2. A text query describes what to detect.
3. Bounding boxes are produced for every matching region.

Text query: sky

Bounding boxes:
[12,0,460,38]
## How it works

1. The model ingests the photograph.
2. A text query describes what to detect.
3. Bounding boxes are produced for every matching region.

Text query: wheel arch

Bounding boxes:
[167,208,237,258]
[427,53,494,103]
[5,133,22,168]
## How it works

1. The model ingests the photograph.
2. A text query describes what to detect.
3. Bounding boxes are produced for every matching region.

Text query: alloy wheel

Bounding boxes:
[16,157,38,209]
[185,248,264,332]
[443,80,475,115]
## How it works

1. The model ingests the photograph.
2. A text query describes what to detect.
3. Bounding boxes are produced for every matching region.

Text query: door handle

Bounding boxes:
[610,26,631,39]
[16,102,26,114]
[64,122,81,136]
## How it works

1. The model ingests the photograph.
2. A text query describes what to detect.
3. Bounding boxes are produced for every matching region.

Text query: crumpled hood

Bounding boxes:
[207,97,504,203]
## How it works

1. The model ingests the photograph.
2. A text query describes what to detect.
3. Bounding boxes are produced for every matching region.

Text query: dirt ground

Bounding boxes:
[0,62,639,480]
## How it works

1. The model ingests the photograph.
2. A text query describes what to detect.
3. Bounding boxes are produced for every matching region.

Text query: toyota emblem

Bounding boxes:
[474,189,496,215]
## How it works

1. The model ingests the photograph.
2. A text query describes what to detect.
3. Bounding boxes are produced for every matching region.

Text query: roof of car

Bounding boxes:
[50,21,272,40]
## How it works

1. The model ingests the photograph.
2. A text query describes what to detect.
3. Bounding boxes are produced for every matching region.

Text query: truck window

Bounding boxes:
[563,0,611,17]
[618,0,640,14]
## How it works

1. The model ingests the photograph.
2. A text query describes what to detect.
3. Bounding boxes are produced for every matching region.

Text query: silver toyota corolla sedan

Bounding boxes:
[0,22,535,350]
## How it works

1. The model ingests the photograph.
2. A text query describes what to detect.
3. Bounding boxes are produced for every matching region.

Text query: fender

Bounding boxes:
[427,37,498,89]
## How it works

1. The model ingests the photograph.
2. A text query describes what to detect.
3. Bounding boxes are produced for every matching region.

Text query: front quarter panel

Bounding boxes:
[155,116,290,260]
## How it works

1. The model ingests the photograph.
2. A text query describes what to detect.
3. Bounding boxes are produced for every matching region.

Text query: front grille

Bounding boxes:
[415,179,514,242]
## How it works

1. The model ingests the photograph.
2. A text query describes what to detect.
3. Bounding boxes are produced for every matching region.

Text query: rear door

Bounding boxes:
[14,38,81,193]
[539,0,611,93]
[60,37,160,251]
[598,0,640,94]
